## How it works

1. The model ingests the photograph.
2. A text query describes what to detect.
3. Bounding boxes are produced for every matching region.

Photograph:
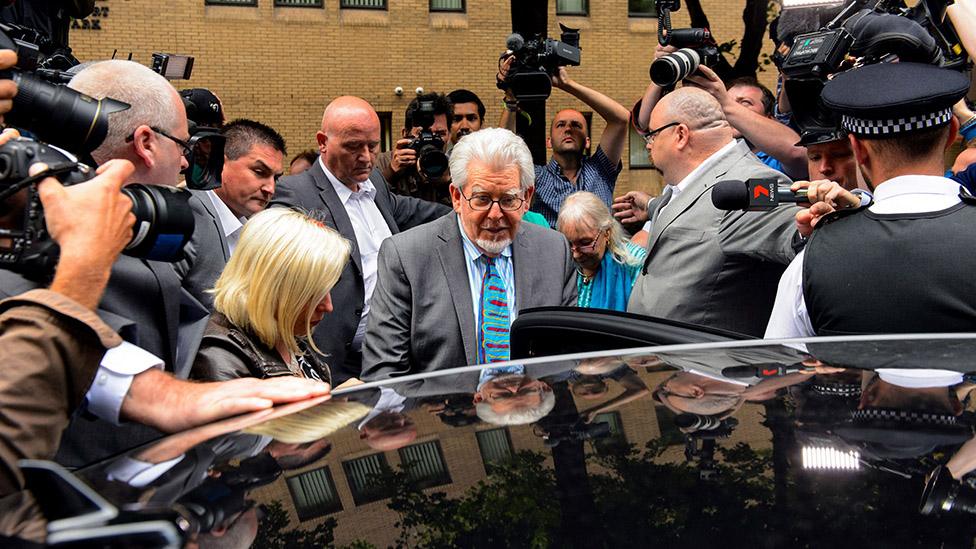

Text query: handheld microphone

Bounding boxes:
[711,178,806,211]
[722,363,804,378]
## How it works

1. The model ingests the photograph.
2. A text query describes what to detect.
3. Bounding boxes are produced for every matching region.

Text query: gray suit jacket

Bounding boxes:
[174,190,231,310]
[360,213,577,380]
[270,162,450,382]
[627,140,797,337]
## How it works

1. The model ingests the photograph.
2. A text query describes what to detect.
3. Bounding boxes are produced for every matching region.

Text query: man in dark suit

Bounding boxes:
[0,60,213,466]
[272,96,450,384]
[179,119,286,308]
[361,128,577,380]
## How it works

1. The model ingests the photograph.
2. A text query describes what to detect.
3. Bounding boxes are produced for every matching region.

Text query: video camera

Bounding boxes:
[499,23,581,102]
[779,0,970,135]
[649,0,722,87]
[0,26,198,278]
[407,99,449,180]
[535,418,612,448]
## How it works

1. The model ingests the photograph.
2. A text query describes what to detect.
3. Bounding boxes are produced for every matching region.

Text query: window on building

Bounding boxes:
[398,441,452,489]
[205,0,257,5]
[629,0,656,17]
[286,467,342,521]
[629,124,652,168]
[378,111,394,153]
[654,405,684,446]
[556,0,588,16]
[343,453,393,506]
[476,428,513,473]
[592,412,628,453]
[340,0,387,8]
[430,0,464,12]
[275,0,323,6]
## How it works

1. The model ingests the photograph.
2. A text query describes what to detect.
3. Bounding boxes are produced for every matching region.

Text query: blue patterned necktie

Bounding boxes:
[478,255,510,363]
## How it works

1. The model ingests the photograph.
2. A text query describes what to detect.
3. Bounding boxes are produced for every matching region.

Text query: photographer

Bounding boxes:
[500,64,630,228]
[375,92,453,206]
[0,154,331,497]
[765,63,972,338]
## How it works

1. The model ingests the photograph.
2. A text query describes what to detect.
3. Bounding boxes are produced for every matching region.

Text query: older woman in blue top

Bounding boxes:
[557,191,647,311]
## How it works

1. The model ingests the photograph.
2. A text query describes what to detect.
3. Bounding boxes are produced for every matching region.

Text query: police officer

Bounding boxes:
[765,62,972,337]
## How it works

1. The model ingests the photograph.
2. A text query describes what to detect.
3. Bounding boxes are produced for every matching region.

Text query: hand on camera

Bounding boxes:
[683,65,730,108]
[0,49,17,119]
[392,138,417,173]
[497,54,515,86]
[612,190,652,224]
[550,66,572,90]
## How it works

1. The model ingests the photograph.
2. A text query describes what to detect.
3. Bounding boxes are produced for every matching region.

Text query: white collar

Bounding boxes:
[876,368,963,388]
[357,387,407,429]
[318,156,375,205]
[669,139,738,195]
[869,175,962,213]
[205,190,245,238]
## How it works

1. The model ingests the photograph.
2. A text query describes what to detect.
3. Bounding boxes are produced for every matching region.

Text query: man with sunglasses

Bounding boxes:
[625,87,798,337]
[361,128,576,380]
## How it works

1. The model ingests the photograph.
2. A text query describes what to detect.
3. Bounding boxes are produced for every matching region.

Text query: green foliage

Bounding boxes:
[252,500,339,549]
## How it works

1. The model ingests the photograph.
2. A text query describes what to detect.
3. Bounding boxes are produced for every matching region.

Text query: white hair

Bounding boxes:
[449,127,534,193]
[475,390,556,426]
[558,191,643,267]
[68,60,182,164]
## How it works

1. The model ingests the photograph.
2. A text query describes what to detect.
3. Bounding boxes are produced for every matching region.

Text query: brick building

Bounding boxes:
[69,0,778,198]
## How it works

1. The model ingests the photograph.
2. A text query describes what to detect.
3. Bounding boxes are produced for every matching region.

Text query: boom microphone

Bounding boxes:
[506,33,526,53]
[711,178,806,211]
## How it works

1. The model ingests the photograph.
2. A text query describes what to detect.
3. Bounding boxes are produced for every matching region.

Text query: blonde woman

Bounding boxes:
[557,191,647,311]
[191,208,351,384]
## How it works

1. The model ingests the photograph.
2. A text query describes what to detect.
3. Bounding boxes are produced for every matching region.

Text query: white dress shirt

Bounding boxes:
[657,139,738,217]
[319,157,393,349]
[86,342,164,425]
[205,189,246,255]
[765,175,964,338]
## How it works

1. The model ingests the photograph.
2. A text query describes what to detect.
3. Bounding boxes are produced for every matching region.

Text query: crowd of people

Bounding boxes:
[0,2,975,527]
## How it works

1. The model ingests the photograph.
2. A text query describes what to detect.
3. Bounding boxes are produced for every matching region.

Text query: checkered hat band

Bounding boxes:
[842,109,952,136]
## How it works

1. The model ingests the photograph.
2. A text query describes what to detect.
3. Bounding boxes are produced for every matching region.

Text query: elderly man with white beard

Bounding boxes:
[361,128,576,379]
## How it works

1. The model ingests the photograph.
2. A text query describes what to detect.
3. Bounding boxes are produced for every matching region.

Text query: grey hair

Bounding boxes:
[557,191,643,267]
[665,87,729,131]
[68,60,182,164]
[449,127,534,193]
[475,390,556,426]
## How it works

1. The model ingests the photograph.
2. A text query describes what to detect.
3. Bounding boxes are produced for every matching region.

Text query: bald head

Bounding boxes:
[648,87,733,183]
[316,96,381,187]
[657,87,729,131]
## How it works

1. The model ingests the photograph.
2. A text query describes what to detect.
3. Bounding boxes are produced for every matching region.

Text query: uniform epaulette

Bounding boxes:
[814,203,868,230]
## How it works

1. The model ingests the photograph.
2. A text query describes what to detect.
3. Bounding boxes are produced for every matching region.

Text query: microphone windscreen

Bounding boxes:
[711,180,750,210]
[506,33,525,52]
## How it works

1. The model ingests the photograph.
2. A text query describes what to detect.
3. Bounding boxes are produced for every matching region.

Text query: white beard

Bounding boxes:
[476,237,512,256]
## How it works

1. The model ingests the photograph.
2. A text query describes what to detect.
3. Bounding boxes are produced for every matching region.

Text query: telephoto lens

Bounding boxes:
[650,48,702,87]
[122,184,195,262]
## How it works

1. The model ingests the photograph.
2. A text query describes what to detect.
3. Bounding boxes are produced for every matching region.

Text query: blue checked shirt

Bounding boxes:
[531,145,622,228]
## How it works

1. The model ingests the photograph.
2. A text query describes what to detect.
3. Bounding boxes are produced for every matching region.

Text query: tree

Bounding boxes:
[252,500,340,549]
[682,0,774,80]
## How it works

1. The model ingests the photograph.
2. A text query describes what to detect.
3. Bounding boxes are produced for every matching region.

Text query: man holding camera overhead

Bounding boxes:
[375,92,454,206]
[499,64,630,229]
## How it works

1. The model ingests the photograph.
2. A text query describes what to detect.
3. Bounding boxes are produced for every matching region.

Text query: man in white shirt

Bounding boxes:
[272,96,450,384]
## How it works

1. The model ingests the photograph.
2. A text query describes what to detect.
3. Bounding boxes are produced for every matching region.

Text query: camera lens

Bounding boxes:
[418,145,449,179]
[650,48,702,87]
[3,72,129,154]
[121,184,194,262]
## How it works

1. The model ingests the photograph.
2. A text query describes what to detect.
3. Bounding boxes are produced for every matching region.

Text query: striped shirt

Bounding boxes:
[531,145,622,228]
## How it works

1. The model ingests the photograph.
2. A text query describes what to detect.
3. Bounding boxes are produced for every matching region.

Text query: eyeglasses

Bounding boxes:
[569,229,608,252]
[643,121,681,144]
[488,385,546,401]
[458,187,525,212]
[126,126,193,157]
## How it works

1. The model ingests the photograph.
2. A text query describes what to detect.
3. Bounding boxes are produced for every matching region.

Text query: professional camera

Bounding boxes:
[0,138,195,278]
[499,23,581,101]
[407,99,449,180]
[780,0,969,135]
[535,418,612,448]
[649,0,723,87]
[0,24,130,155]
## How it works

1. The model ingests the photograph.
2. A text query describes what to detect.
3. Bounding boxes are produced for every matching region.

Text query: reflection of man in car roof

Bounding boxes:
[473,366,556,426]
[358,387,418,451]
